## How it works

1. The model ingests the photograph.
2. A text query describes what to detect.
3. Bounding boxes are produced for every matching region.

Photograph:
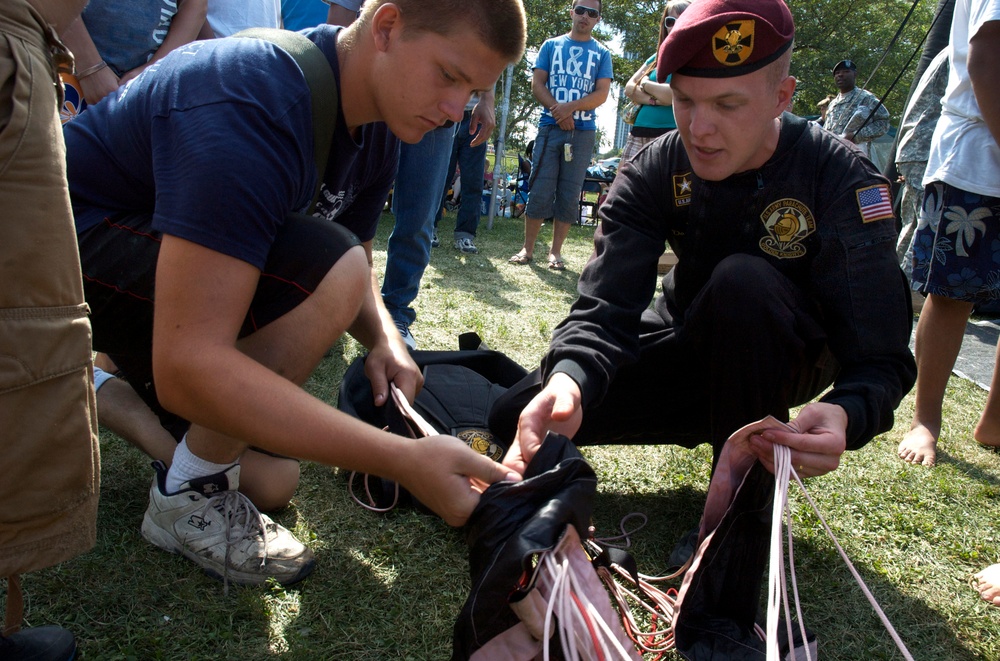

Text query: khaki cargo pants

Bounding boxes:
[0,0,100,631]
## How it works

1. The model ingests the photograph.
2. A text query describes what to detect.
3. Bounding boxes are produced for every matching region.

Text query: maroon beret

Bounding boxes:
[656,0,794,82]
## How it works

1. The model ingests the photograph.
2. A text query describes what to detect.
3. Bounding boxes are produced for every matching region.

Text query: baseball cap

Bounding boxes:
[656,0,794,82]
[832,59,857,73]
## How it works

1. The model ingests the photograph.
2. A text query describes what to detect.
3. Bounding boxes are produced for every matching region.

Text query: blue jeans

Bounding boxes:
[436,110,489,241]
[382,124,455,326]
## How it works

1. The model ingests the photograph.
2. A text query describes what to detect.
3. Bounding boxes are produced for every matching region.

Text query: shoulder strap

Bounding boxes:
[233,28,338,213]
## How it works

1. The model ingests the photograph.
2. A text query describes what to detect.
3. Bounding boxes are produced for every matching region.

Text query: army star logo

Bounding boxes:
[673,172,693,207]
[759,199,814,259]
[713,20,755,67]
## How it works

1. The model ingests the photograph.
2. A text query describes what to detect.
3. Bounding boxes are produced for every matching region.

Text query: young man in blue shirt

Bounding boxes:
[67,0,526,587]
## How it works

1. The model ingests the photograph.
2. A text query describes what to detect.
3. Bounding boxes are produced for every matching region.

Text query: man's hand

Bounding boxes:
[399,435,521,526]
[79,66,119,105]
[469,93,496,148]
[748,402,848,478]
[502,372,583,475]
[549,102,577,131]
[119,63,151,86]
[363,338,422,406]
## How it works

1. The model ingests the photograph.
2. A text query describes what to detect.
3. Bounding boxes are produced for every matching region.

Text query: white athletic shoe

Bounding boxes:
[140,461,315,590]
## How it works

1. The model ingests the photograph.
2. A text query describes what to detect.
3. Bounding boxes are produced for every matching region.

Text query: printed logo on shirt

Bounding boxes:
[759,198,815,259]
[856,184,894,223]
[713,20,755,67]
[673,172,693,207]
[315,183,351,220]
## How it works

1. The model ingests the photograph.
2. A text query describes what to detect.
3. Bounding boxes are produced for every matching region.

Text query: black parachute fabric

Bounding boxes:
[337,333,528,509]
[672,436,774,660]
[452,433,598,660]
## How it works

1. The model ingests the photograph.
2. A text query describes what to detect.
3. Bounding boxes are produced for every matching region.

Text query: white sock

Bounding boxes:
[165,435,237,493]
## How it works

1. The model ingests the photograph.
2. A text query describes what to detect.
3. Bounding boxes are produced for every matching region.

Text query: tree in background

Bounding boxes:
[788,0,934,119]
[498,0,935,156]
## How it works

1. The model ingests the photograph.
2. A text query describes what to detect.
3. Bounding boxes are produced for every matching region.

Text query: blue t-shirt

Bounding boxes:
[82,0,178,76]
[65,26,399,270]
[281,0,329,31]
[533,34,613,132]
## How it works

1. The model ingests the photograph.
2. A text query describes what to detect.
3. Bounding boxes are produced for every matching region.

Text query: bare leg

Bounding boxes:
[549,220,572,264]
[972,563,1000,606]
[96,371,301,510]
[96,377,176,465]
[181,246,368,495]
[512,216,544,261]
[898,293,973,466]
[237,452,300,511]
[974,341,1000,446]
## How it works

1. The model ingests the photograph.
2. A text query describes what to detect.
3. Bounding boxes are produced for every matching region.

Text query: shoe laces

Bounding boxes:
[200,490,269,595]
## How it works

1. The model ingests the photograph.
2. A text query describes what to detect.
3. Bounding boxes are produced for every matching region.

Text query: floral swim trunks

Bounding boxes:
[911,181,1000,303]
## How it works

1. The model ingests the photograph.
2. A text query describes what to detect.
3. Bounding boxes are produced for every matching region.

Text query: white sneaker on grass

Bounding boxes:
[140,461,315,590]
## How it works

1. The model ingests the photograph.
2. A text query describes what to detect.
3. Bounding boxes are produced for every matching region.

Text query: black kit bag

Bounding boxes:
[337,332,529,510]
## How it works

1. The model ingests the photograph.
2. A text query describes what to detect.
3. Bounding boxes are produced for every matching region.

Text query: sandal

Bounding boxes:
[509,252,532,265]
[547,257,566,271]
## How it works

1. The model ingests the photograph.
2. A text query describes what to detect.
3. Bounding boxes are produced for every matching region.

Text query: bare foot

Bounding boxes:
[972,564,1000,606]
[974,414,1000,448]
[897,424,938,466]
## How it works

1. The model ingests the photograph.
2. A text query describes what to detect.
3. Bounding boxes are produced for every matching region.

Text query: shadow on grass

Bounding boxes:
[936,448,1000,485]
[20,431,990,660]
[587,484,982,660]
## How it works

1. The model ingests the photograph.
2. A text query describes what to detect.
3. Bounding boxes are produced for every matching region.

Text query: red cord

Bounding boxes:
[570,590,606,661]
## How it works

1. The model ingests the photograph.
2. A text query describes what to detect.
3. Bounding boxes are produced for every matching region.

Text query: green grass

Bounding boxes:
[10,211,1000,659]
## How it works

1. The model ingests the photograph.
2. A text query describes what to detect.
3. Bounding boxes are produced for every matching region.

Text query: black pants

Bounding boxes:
[78,211,360,440]
[491,254,839,466]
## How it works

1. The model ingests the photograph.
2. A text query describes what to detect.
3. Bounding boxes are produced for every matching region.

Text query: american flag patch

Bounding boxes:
[856,184,893,223]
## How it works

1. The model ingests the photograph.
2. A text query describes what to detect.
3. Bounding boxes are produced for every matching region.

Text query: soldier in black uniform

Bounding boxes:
[496,0,915,481]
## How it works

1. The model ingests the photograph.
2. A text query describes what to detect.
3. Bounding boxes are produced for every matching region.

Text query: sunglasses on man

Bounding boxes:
[573,5,600,18]
[664,15,677,28]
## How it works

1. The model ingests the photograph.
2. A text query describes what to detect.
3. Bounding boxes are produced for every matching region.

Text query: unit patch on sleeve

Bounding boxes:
[673,172,693,207]
[856,184,894,223]
[759,198,815,259]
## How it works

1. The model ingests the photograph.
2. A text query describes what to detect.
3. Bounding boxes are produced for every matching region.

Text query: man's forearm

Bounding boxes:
[348,270,394,350]
[148,0,207,65]
[569,88,610,113]
[969,22,1000,147]
[531,82,558,110]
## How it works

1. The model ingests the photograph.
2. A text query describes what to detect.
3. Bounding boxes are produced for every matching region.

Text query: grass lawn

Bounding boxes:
[13,211,1000,659]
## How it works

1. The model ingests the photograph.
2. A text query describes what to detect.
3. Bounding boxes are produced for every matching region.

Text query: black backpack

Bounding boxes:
[337,333,529,510]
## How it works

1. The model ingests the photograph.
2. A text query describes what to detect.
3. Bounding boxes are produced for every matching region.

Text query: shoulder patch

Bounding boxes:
[759,198,815,259]
[673,172,693,207]
[856,184,894,223]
